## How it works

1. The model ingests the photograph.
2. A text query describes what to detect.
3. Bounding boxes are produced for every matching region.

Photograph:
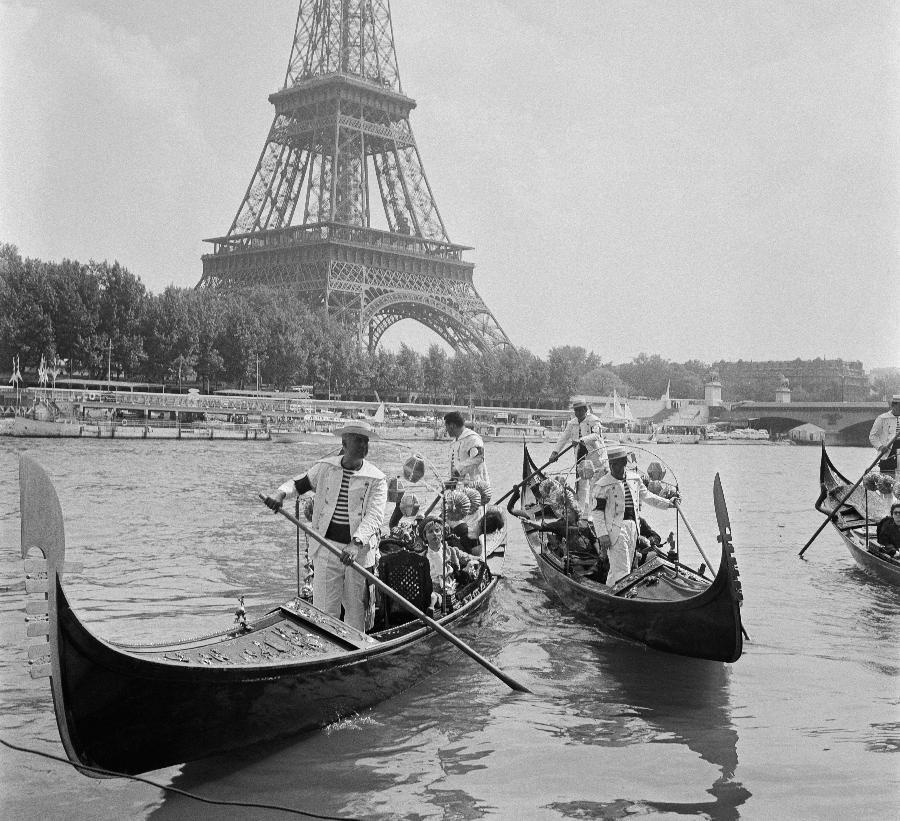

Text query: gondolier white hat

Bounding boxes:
[572,398,588,409]
[333,421,379,440]
[892,394,900,402]
[606,444,629,461]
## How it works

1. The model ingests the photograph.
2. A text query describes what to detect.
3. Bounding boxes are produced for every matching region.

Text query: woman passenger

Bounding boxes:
[875,502,900,556]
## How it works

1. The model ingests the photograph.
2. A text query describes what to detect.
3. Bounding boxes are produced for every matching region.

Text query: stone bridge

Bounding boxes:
[723,402,885,445]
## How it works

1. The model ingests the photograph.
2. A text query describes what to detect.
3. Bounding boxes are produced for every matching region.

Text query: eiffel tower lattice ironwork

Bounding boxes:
[200,0,511,355]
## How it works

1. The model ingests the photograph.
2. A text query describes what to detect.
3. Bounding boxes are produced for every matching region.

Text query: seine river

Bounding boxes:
[0,436,897,819]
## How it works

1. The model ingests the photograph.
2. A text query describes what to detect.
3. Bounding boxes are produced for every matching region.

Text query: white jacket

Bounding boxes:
[554,413,604,454]
[869,411,900,452]
[591,470,674,539]
[450,427,489,483]
[279,456,387,566]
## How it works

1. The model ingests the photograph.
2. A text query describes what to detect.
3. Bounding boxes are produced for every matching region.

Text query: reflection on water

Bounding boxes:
[594,644,749,820]
[1,439,898,819]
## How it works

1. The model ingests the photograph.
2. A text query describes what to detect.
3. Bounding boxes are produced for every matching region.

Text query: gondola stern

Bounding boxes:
[712,474,744,663]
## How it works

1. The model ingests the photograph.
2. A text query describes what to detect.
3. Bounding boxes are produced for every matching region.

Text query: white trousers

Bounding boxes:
[312,541,370,632]
[606,519,639,587]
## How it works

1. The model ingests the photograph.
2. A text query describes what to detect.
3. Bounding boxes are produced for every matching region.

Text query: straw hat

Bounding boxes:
[333,421,378,439]
[606,444,629,461]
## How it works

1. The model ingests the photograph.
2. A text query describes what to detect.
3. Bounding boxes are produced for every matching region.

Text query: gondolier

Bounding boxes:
[868,395,900,474]
[591,444,677,586]
[444,410,490,484]
[549,398,607,512]
[265,421,387,631]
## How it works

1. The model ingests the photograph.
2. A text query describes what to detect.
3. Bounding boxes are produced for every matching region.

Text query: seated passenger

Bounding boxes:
[635,518,665,565]
[386,492,423,551]
[875,503,900,556]
[446,506,506,556]
[419,516,481,609]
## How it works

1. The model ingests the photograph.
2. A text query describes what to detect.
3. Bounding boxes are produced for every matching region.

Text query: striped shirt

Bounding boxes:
[622,481,636,521]
[324,468,353,543]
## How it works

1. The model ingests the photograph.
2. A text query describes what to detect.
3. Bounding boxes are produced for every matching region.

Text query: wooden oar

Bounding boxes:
[799,438,898,557]
[259,495,531,694]
[673,503,713,569]
[494,442,577,507]
[295,498,301,598]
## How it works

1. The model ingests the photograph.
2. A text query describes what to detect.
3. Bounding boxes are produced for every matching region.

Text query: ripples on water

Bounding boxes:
[0,438,897,819]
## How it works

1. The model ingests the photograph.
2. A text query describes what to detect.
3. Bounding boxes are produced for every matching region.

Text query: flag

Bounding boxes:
[9,356,22,386]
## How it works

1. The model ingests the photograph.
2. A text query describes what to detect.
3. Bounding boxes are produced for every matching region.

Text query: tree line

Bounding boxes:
[2,244,893,405]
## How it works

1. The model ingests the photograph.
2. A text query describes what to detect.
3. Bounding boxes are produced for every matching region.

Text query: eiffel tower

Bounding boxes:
[200,0,511,355]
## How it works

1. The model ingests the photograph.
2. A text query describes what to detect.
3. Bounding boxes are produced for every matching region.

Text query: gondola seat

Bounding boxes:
[378,549,433,627]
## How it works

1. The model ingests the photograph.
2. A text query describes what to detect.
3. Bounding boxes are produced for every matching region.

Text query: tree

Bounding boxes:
[0,254,55,370]
[449,352,485,405]
[423,344,449,401]
[395,343,424,398]
[94,261,148,379]
[614,353,671,398]
[576,367,627,396]
[34,259,100,376]
[547,345,590,402]
[141,286,200,384]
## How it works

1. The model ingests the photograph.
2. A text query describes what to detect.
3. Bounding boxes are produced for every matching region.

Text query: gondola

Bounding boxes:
[515,445,743,662]
[815,444,900,585]
[19,456,507,777]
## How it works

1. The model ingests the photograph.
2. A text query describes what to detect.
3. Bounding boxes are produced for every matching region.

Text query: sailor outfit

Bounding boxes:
[553,412,608,513]
[278,455,387,630]
[449,426,489,483]
[591,470,675,586]
[869,409,900,473]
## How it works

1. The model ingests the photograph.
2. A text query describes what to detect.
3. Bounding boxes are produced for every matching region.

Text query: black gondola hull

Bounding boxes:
[517,445,743,663]
[19,454,505,776]
[816,445,900,585]
[54,576,496,775]
[526,536,742,662]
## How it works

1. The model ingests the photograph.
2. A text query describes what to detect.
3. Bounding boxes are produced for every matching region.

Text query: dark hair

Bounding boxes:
[892,502,900,515]
[480,507,504,535]
[444,411,465,428]
[418,515,444,541]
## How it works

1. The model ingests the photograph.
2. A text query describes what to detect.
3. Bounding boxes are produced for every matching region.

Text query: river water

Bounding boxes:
[0,437,896,820]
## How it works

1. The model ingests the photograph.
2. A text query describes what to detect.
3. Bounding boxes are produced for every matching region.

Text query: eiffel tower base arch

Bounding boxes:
[201,229,509,356]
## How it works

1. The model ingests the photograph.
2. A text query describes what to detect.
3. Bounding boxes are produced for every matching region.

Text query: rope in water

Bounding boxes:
[0,735,359,821]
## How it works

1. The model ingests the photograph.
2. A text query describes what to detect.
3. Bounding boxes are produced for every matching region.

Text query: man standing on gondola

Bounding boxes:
[549,398,607,513]
[591,444,677,587]
[444,410,490,484]
[264,421,387,632]
[869,394,900,475]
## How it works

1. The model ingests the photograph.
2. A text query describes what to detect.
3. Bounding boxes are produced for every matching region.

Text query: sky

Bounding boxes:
[1,0,898,370]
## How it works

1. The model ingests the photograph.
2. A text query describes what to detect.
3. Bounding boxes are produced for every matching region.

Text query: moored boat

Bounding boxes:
[515,445,744,662]
[815,444,900,585]
[19,456,507,776]
[602,421,655,444]
[654,424,702,444]
[478,421,547,443]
